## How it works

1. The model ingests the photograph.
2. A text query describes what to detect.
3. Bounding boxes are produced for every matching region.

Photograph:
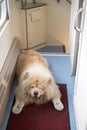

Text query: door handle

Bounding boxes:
[0,0,4,4]
[74,8,84,32]
[29,14,32,21]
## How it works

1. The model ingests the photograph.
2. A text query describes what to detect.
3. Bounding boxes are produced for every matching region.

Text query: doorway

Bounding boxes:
[36,0,71,53]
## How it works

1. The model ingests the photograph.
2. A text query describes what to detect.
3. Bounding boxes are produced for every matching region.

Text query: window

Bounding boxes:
[0,0,9,32]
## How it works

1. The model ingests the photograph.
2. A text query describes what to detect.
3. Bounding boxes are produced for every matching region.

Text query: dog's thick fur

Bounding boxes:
[12,50,64,114]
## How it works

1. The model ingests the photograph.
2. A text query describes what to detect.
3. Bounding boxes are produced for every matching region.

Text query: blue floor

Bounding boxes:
[0,54,76,130]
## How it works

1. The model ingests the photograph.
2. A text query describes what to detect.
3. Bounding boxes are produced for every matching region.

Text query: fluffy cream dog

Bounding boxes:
[12,50,64,114]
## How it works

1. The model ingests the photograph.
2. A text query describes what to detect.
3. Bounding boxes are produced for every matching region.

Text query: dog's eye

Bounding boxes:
[31,85,35,88]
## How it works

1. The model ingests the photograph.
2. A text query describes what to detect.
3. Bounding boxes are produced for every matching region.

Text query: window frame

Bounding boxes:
[0,0,9,32]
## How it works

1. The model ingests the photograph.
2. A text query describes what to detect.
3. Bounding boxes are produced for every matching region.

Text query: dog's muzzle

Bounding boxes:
[34,91,38,97]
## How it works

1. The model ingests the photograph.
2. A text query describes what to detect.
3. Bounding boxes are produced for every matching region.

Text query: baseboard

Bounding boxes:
[0,37,21,126]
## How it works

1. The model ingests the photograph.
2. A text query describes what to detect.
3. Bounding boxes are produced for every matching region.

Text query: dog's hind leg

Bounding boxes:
[12,100,25,114]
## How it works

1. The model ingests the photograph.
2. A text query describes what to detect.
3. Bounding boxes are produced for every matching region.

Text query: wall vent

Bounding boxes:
[0,83,6,105]
[0,37,21,126]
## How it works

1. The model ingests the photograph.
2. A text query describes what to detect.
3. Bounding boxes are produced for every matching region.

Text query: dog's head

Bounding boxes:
[22,72,52,99]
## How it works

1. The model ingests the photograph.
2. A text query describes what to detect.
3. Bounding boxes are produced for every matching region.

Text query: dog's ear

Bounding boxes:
[23,72,29,80]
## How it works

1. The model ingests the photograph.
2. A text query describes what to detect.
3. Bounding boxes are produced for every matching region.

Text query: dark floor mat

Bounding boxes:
[37,45,65,53]
[7,84,70,130]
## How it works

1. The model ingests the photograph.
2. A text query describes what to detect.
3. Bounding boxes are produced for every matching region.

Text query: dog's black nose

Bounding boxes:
[34,91,38,96]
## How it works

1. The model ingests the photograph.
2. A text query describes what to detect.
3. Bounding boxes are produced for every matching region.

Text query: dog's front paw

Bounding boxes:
[53,99,64,111]
[12,106,23,114]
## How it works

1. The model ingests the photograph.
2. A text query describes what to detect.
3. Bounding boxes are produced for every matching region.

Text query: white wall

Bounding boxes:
[0,0,25,71]
[36,0,71,53]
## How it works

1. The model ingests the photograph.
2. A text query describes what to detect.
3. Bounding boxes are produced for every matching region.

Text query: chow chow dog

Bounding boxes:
[12,50,64,114]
